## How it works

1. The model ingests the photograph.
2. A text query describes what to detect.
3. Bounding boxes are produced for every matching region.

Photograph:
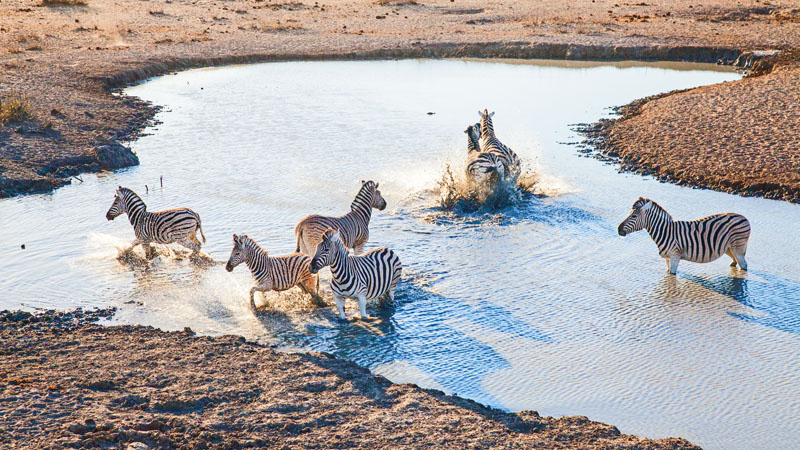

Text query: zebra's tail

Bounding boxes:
[197,222,206,244]
[295,229,302,253]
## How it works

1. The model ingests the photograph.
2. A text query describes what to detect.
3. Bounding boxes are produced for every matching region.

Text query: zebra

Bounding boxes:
[309,229,402,320]
[465,125,505,182]
[477,109,521,179]
[295,180,386,257]
[106,186,205,258]
[617,197,751,275]
[225,234,319,311]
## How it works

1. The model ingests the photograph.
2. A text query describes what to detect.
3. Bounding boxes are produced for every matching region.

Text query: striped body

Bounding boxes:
[465,125,504,182]
[478,109,521,179]
[618,197,751,274]
[225,234,318,310]
[295,180,386,256]
[106,186,205,256]
[309,229,402,320]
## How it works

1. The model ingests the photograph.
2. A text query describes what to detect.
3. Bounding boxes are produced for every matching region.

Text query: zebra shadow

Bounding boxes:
[682,272,800,336]
[272,278,553,410]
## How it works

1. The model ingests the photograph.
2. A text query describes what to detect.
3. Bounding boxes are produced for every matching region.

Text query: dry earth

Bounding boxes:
[0,0,799,198]
[1,309,701,450]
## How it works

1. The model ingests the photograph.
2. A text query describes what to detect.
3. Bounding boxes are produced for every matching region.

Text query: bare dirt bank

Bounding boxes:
[0,309,700,450]
[579,53,800,203]
[1,0,800,198]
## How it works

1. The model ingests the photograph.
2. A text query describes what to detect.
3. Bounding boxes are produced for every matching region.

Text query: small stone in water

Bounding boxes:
[427,112,435,115]
[20,244,25,249]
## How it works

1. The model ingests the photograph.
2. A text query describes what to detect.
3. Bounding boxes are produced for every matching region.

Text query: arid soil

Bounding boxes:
[1,0,800,198]
[1,309,700,450]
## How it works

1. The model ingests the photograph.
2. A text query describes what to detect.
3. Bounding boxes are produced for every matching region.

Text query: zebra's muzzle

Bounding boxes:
[617,224,627,237]
[225,261,234,272]
[309,259,321,274]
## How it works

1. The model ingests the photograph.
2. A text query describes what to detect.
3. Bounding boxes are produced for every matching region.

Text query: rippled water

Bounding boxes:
[2,60,798,450]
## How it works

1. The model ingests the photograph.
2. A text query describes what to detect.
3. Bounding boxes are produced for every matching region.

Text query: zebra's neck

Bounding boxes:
[244,241,271,281]
[123,193,149,227]
[349,187,373,223]
[480,116,495,139]
[643,204,675,250]
[328,240,351,283]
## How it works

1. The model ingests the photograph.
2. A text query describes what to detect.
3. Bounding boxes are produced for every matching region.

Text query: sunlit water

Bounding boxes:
[1,60,798,450]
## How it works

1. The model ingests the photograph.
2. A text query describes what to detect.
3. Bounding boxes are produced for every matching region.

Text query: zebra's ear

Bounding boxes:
[375,182,379,188]
[477,110,483,117]
[489,111,495,117]
[233,234,238,241]
[361,180,366,185]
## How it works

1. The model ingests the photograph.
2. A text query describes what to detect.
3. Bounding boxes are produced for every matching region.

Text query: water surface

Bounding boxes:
[1,60,798,450]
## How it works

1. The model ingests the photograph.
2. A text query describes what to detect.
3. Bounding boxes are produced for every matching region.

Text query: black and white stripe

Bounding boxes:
[225,234,318,310]
[465,124,505,182]
[106,186,205,256]
[617,197,751,274]
[308,229,402,320]
[478,109,521,179]
[295,180,386,256]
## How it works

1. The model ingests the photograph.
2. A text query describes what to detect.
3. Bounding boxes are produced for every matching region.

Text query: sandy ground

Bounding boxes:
[0,0,799,198]
[0,309,701,450]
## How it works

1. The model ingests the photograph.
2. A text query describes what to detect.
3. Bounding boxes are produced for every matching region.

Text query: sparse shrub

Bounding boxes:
[0,94,33,125]
[375,0,418,5]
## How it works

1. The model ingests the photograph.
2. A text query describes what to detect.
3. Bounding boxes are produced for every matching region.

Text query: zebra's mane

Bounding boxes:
[237,234,265,255]
[118,187,146,211]
[351,181,376,212]
[635,197,673,220]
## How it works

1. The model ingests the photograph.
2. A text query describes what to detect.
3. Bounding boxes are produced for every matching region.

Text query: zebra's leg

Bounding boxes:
[725,249,738,267]
[178,237,201,256]
[142,242,158,260]
[733,252,748,271]
[357,295,369,320]
[668,257,680,275]
[334,294,347,320]
[250,283,271,312]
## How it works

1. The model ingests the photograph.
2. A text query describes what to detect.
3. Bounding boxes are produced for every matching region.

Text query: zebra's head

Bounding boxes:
[106,186,129,221]
[225,234,253,272]
[465,125,480,153]
[477,109,495,137]
[360,180,387,211]
[618,197,652,237]
[309,229,342,274]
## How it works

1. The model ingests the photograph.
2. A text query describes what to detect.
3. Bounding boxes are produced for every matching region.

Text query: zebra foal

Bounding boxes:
[309,229,402,320]
[617,197,751,274]
[225,234,319,311]
[295,180,386,257]
[106,186,206,258]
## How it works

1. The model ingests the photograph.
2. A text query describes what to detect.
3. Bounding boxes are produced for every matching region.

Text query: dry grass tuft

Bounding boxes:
[0,94,34,125]
[39,0,87,6]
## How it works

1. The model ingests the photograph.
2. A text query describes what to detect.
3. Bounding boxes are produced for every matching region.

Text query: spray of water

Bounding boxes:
[435,164,539,213]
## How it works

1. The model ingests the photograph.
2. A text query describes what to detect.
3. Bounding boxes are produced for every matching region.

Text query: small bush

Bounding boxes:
[40,0,87,6]
[0,95,33,125]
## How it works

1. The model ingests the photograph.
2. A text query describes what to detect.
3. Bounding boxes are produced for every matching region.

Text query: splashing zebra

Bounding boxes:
[309,229,402,320]
[478,109,521,179]
[225,234,319,311]
[295,180,386,256]
[465,125,504,183]
[106,186,205,258]
[617,197,751,274]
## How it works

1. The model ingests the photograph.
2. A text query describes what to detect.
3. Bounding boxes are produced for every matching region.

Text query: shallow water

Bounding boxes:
[1,59,798,450]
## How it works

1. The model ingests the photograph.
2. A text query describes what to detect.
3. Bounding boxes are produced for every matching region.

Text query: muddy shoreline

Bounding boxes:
[0,308,700,449]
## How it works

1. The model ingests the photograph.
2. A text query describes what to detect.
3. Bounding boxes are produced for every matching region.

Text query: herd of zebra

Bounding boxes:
[105,109,752,321]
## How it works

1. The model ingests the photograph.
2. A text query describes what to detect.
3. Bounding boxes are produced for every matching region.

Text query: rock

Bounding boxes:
[94,141,139,170]
[127,443,149,450]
